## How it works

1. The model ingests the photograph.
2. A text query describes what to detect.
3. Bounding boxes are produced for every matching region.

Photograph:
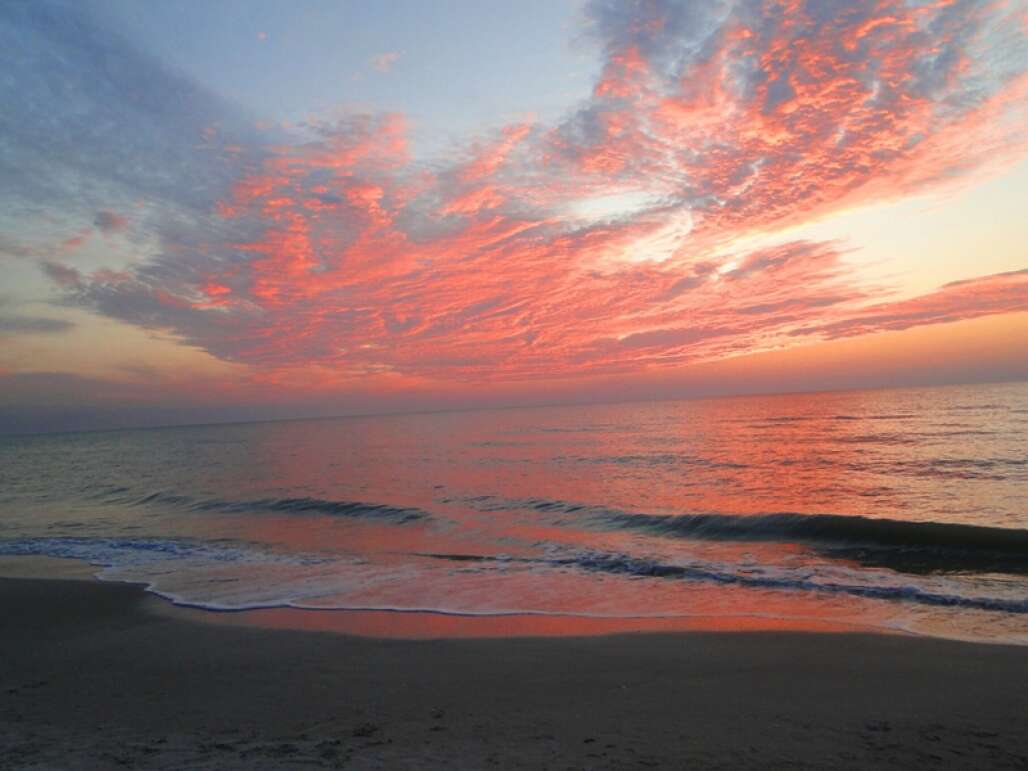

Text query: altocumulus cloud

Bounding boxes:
[7,0,1028,388]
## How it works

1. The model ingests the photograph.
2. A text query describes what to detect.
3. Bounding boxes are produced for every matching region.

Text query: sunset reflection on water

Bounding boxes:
[1,383,1026,644]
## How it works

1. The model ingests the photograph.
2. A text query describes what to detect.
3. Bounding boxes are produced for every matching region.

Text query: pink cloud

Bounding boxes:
[789,270,1028,341]
[49,0,1028,391]
[550,0,1028,241]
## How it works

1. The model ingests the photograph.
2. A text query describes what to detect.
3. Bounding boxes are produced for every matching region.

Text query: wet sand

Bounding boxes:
[1,573,1026,770]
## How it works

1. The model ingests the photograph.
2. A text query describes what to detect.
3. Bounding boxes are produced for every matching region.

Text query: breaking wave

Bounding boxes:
[421,550,1028,615]
[457,496,1028,574]
[3,536,1025,618]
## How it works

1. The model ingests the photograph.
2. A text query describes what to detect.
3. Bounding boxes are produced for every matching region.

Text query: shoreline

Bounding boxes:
[0,555,906,640]
[2,572,1027,768]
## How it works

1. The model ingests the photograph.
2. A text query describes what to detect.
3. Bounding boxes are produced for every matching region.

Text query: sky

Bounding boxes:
[1,0,1026,433]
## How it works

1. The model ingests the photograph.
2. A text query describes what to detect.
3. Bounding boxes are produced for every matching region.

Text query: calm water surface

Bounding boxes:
[1,382,1026,643]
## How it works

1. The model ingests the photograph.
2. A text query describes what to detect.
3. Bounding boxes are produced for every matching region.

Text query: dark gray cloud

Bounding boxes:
[0,235,41,259]
[93,210,127,233]
[0,1,253,210]
[40,261,83,288]
[0,315,74,334]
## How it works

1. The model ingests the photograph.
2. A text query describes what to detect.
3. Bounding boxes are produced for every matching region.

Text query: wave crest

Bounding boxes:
[87,485,429,523]
[457,496,1028,575]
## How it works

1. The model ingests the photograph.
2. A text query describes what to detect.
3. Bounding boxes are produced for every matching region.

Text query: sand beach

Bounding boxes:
[2,569,1026,770]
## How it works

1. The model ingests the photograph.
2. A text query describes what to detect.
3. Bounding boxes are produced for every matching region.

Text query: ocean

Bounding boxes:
[1,382,1026,644]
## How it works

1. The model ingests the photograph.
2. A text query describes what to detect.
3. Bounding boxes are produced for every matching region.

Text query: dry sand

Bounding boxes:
[1,574,1026,769]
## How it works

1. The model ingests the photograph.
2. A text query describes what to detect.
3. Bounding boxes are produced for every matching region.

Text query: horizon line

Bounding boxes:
[3,374,1025,439]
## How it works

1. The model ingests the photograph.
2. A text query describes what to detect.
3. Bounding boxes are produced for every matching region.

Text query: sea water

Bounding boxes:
[1,382,1026,643]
